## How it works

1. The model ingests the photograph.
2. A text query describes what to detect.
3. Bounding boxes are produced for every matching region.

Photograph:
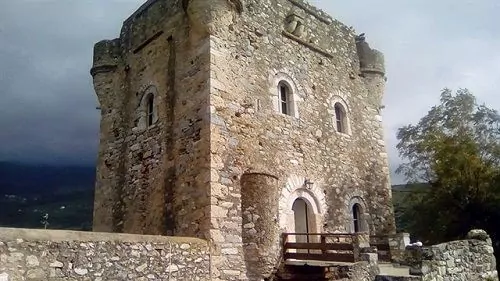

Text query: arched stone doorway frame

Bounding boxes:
[279,175,327,242]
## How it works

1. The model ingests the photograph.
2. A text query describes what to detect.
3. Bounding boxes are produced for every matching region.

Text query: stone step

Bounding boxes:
[278,272,326,280]
[277,264,328,281]
[375,275,422,281]
[378,263,411,277]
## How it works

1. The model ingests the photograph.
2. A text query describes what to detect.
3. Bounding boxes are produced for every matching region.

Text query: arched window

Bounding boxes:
[147,95,155,127]
[137,85,158,130]
[352,203,362,233]
[278,81,292,115]
[334,102,347,133]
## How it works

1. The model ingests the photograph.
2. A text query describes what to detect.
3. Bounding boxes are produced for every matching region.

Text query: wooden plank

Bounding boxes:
[284,242,354,251]
[284,252,355,263]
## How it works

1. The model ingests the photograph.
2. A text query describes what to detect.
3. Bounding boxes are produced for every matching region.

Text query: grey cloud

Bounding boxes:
[1,0,498,186]
[313,0,500,184]
[0,1,143,165]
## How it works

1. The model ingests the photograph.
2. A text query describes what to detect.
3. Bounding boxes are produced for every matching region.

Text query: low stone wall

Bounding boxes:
[405,229,498,281]
[388,233,410,264]
[0,228,211,281]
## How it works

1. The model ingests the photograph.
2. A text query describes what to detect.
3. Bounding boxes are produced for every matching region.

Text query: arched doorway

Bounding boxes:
[291,197,319,246]
[292,198,309,243]
[280,175,326,244]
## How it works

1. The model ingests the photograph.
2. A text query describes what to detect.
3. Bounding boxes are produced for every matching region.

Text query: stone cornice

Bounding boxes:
[90,64,118,77]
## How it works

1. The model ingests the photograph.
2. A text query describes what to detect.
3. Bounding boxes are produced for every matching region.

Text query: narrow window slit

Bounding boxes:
[147,95,154,127]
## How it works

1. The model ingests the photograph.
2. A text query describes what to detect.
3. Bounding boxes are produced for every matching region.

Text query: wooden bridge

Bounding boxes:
[282,233,392,264]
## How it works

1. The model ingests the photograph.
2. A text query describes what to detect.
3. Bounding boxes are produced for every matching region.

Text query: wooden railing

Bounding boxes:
[282,233,360,263]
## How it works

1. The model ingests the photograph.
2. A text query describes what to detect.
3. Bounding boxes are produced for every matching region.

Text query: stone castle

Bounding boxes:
[91,0,393,279]
[0,0,497,281]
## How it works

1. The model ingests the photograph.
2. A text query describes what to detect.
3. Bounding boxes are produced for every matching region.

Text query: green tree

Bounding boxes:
[396,88,500,249]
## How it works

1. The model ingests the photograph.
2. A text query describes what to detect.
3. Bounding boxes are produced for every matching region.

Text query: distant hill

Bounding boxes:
[391,182,430,232]
[0,162,427,232]
[0,161,95,194]
[0,162,95,230]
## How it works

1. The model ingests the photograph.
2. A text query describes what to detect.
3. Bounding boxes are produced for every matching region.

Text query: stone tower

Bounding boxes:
[90,0,396,280]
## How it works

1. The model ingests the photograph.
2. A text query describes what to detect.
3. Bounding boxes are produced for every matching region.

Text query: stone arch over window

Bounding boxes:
[270,72,302,118]
[137,85,159,130]
[279,175,326,239]
[330,95,351,135]
[347,196,368,233]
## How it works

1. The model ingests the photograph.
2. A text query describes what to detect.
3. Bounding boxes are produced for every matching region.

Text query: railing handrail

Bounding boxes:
[281,232,394,263]
[369,235,390,238]
[282,232,361,263]
[282,232,356,235]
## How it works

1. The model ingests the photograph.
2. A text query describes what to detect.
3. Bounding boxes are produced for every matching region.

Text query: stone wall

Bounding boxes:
[92,0,212,238]
[404,230,498,281]
[208,0,395,278]
[0,228,210,281]
[388,232,411,264]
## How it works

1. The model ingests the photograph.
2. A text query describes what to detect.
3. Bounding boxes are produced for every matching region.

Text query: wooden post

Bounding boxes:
[321,234,326,255]
[284,234,288,252]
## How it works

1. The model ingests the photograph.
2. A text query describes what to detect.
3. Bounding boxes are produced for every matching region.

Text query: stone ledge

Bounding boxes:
[90,64,118,76]
[282,31,333,58]
[133,30,164,54]
[0,227,208,246]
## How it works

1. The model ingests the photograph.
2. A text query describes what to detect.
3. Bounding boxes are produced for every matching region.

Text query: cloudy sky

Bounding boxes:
[0,1,499,184]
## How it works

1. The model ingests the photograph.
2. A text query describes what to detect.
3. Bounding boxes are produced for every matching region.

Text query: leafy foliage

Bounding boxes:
[396,88,500,250]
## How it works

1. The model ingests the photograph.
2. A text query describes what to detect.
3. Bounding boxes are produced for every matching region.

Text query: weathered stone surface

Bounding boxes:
[90,0,396,280]
[401,230,498,281]
[0,228,210,281]
[466,229,491,242]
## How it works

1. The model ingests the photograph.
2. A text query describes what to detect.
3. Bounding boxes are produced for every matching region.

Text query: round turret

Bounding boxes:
[90,39,121,77]
[90,39,122,107]
[356,39,386,106]
[356,41,385,76]
[241,172,281,280]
